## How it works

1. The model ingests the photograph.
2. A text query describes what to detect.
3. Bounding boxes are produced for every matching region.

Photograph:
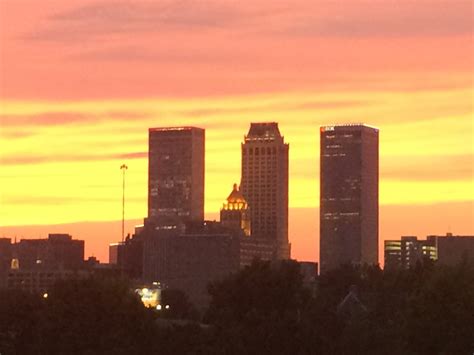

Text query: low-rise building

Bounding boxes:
[384,233,473,269]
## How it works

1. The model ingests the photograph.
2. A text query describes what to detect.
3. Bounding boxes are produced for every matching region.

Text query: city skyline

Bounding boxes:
[0,0,473,264]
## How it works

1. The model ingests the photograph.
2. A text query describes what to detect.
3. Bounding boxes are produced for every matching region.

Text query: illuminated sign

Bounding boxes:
[321,126,335,132]
[135,285,161,308]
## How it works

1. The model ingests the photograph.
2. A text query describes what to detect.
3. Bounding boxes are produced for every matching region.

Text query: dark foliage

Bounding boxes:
[1,260,473,354]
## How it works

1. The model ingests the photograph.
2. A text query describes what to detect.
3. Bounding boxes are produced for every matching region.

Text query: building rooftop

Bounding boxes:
[149,127,204,132]
[320,123,379,132]
[246,122,282,139]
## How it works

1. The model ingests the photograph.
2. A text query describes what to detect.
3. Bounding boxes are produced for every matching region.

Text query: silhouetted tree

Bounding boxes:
[160,288,199,320]
[37,277,156,355]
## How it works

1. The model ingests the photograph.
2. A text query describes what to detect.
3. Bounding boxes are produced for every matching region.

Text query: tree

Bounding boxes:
[205,260,313,354]
[37,277,156,354]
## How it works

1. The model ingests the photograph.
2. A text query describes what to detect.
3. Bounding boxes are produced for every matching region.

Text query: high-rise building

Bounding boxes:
[320,124,379,273]
[148,127,205,226]
[240,122,290,260]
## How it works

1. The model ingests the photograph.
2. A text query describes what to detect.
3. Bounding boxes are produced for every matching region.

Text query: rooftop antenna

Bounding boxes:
[120,164,128,242]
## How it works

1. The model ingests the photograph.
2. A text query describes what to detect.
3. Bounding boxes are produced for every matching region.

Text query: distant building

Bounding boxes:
[109,227,144,279]
[220,183,273,267]
[240,122,290,260]
[0,234,89,293]
[13,234,84,271]
[143,126,241,306]
[320,124,379,274]
[142,221,240,307]
[239,237,275,267]
[0,238,13,288]
[6,269,90,294]
[109,242,124,265]
[435,234,474,265]
[384,236,437,270]
[384,233,474,269]
[148,127,205,227]
[220,183,251,237]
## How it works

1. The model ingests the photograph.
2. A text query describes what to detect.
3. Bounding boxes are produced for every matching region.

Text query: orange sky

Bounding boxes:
[0,0,473,263]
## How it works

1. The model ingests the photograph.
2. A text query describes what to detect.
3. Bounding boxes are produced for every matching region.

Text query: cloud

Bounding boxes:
[0,131,36,139]
[23,0,473,44]
[0,99,367,130]
[0,151,147,166]
[381,154,474,181]
[23,0,242,42]
[0,111,151,127]
[281,0,473,38]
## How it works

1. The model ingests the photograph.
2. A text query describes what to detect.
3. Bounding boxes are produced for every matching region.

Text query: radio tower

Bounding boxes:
[120,164,128,242]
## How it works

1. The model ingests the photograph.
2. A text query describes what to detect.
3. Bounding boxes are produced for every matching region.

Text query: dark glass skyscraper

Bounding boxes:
[148,127,205,224]
[320,124,379,273]
[240,122,290,260]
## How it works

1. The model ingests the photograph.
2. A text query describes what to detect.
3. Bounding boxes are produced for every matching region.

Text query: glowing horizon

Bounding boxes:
[0,0,472,262]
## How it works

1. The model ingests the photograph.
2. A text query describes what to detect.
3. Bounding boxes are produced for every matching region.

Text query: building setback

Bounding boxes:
[240,122,290,260]
[320,124,379,273]
[148,127,205,227]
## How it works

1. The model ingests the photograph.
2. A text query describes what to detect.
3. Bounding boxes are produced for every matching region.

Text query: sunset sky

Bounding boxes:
[0,0,472,263]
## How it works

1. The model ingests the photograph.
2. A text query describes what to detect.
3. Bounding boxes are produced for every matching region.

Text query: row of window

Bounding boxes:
[243,147,278,155]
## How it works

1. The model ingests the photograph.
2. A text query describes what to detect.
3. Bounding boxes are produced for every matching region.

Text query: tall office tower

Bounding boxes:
[240,122,290,260]
[320,124,379,274]
[148,127,205,225]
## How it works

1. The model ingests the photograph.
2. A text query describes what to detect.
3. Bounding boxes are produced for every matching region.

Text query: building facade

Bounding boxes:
[320,124,379,273]
[385,233,474,269]
[148,127,205,226]
[435,234,474,265]
[109,228,144,280]
[142,221,240,307]
[13,234,84,271]
[384,236,437,270]
[240,122,290,260]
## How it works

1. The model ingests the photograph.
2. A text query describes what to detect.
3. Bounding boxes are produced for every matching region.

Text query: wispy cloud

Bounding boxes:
[381,154,474,181]
[23,0,243,42]
[22,0,472,44]
[0,111,151,127]
[0,151,147,165]
[279,0,473,38]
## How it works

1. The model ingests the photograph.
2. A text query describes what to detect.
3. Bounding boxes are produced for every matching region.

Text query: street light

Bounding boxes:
[120,164,128,242]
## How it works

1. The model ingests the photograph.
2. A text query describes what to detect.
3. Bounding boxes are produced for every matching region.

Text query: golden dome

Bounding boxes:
[223,184,248,210]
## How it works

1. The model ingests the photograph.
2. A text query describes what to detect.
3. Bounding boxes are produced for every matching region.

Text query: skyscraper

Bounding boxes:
[320,124,379,273]
[148,127,205,225]
[240,122,290,260]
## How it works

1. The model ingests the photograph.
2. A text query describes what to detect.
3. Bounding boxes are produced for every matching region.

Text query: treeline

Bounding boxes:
[1,260,473,354]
